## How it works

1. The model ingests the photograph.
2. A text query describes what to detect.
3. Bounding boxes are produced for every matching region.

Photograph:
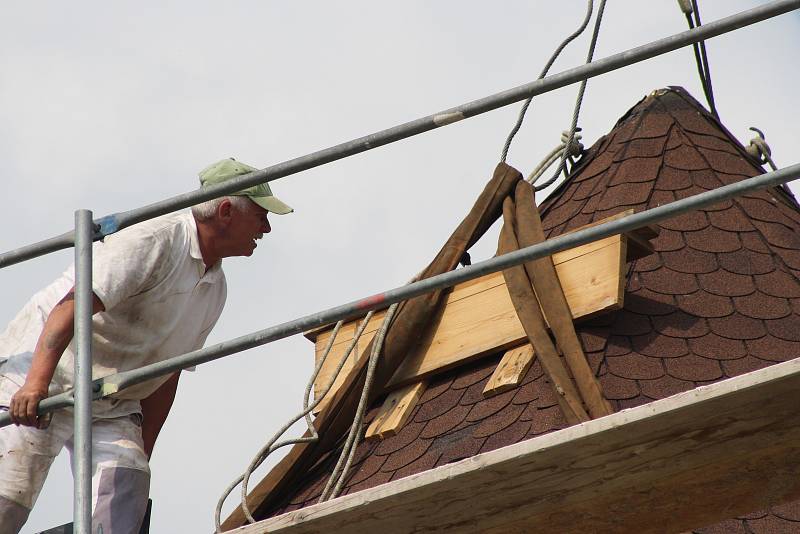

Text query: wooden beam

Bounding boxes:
[482,343,535,398]
[230,358,800,534]
[365,381,427,440]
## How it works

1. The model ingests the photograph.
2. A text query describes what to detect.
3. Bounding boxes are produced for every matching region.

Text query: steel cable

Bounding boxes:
[534,0,608,192]
[684,0,719,117]
[500,0,594,163]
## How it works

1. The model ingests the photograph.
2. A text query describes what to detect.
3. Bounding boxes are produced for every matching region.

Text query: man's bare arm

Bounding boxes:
[139,371,181,459]
[9,288,104,427]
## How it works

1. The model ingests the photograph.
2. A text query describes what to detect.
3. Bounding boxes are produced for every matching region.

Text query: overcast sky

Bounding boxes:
[1,2,798,532]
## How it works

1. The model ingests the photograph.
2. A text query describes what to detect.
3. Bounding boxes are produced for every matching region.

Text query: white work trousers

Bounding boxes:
[0,383,150,534]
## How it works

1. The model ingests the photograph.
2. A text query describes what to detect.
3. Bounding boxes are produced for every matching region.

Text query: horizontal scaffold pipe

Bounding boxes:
[1,162,798,429]
[1,0,798,270]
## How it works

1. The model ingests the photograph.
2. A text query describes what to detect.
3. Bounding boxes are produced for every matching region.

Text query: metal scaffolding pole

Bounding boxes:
[1,162,797,429]
[73,209,94,534]
[0,0,797,270]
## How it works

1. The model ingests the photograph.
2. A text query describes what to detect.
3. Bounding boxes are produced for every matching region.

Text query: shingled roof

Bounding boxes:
[261,87,800,532]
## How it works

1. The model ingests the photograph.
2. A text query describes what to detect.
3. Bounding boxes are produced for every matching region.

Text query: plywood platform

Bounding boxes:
[231,357,800,534]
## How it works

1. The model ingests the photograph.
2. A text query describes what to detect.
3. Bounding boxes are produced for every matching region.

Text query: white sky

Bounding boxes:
[1,1,798,532]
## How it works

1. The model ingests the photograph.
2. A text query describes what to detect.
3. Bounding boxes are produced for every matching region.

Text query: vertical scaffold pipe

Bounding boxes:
[73,210,94,534]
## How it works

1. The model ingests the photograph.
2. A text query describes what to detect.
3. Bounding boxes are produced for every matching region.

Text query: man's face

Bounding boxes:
[227,199,271,257]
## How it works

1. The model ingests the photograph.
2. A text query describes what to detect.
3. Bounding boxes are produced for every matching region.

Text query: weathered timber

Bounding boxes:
[230,357,800,534]
[510,183,611,419]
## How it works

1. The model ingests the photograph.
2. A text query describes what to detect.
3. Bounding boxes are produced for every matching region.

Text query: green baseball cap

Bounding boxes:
[198,158,293,215]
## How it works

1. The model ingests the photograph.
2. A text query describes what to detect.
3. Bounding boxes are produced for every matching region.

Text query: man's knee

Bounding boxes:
[0,495,30,534]
[0,418,64,512]
[93,466,150,534]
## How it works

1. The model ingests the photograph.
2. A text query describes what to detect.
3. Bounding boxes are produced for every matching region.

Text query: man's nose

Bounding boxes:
[262,217,271,233]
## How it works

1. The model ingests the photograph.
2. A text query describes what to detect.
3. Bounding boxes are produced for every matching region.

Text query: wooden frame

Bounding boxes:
[306,224,654,413]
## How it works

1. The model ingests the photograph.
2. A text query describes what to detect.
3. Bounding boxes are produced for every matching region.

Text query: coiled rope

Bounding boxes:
[501,0,607,194]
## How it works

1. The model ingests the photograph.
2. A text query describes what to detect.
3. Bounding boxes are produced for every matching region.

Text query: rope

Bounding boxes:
[318,302,400,502]
[500,0,594,163]
[534,0,607,192]
[213,310,374,531]
[746,127,778,171]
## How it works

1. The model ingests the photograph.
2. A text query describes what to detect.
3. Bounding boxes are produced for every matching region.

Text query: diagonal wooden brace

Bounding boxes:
[501,180,612,420]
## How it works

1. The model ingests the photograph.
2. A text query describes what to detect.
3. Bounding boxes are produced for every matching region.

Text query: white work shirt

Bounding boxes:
[0,212,226,406]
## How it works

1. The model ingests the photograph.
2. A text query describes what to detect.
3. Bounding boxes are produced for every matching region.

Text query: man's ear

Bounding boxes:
[216,198,234,223]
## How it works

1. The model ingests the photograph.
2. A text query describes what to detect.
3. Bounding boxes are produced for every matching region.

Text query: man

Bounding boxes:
[0,158,292,534]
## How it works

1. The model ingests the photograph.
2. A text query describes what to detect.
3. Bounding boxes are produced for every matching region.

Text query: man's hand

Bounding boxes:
[9,381,49,427]
[9,288,104,429]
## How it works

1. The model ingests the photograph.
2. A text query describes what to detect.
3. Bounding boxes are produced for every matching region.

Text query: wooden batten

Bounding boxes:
[482,343,535,397]
[306,222,656,414]
[234,358,800,534]
[365,381,427,440]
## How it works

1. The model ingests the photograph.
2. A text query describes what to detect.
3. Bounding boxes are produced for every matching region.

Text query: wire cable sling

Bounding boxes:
[500,0,595,163]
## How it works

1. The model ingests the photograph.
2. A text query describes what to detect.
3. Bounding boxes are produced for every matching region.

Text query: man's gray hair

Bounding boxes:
[191,195,252,221]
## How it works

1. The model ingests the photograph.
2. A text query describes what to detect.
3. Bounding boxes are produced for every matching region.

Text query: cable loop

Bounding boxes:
[562,129,584,157]
[527,130,583,186]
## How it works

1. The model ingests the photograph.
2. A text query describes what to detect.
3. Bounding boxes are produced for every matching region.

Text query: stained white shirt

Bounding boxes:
[0,212,226,405]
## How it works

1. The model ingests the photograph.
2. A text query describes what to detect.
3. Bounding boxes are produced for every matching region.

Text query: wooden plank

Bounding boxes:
[309,275,511,411]
[304,218,657,344]
[482,343,535,397]
[627,226,657,261]
[387,235,625,390]
[567,208,657,265]
[310,218,656,410]
[232,358,800,534]
[365,381,427,440]
[222,162,524,531]
[304,273,506,343]
[311,235,628,413]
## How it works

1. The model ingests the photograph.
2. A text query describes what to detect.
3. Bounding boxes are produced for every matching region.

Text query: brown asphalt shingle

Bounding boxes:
[264,88,800,532]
